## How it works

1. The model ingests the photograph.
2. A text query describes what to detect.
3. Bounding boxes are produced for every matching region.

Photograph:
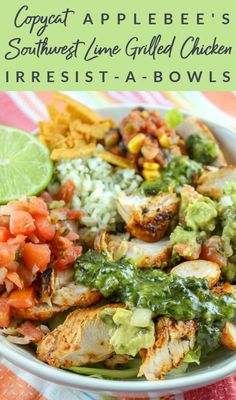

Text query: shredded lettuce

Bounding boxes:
[61,358,140,380]
[166,362,189,378]
[183,345,201,365]
[165,109,183,128]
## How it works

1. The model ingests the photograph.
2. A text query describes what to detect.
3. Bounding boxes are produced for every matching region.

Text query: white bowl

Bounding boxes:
[1,104,236,397]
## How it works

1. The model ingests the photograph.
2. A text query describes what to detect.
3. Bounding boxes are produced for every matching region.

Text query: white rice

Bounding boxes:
[49,151,142,240]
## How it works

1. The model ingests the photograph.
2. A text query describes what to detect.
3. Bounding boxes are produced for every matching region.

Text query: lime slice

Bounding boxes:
[0,125,53,204]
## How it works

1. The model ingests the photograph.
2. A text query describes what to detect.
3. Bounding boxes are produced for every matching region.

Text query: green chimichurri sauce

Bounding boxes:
[141,156,203,196]
[74,251,236,353]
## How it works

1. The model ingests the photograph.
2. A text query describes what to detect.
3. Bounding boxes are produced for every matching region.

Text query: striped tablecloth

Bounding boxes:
[1,91,236,400]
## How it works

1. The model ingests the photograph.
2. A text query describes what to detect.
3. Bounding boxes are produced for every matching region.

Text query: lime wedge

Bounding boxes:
[0,125,53,204]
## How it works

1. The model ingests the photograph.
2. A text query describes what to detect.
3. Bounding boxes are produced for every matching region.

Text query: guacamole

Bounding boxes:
[100,308,155,357]
[170,226,200,258]
[170,187,217,259]
[222,261,236,283]
[185,133,218,165]
[185,198,217,232]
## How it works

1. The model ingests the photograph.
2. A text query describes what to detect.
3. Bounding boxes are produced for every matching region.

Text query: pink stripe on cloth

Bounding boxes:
[0,92,36,132]
[184,376,236,400]
[0,364,47,400]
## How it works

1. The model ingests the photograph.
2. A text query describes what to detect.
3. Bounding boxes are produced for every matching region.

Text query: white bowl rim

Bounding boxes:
[1,103,236,393]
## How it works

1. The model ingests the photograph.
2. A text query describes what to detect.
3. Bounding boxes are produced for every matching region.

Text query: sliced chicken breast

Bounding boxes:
[126,238,172,268]
[138,317,197,380]
[221,322,236,350]
[171,260,221,288]
[116,192,179,242]
[94,230,172,268]
[37,305,122,368]
[176,117,226,167]
[12,268,102,321]
[212,282,236,297]
[197,166,236,200]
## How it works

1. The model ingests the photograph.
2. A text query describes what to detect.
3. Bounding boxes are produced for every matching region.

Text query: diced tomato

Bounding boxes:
[0,199,28,216]
[0,215,10,227]
[56,236,73,250]
[0,300,11,328]
[9,211,35,236]
[7,235,26,247]
[54,246,82,270]
[54,180,76,203]
[0,227,11,242]
[0,267,8,284]
[6,261,19,272]
[29,197,48,217]
[67,209,84,220]
[23,243,51,272]
[40,191,53,204]
[0,244,16,267]
[8,286,35,309]
[6,272,23,289]
[17,321,44,342]
[34,216,55,241]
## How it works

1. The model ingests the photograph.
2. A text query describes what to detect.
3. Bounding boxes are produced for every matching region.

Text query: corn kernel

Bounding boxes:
[142,170,160,180]
[159,133,171,148]
[141,110,149,118]
[127,133,145,154]
[143,162,160,171]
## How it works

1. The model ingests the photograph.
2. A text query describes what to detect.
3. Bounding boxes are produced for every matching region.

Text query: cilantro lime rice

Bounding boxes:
[49,152,142,238]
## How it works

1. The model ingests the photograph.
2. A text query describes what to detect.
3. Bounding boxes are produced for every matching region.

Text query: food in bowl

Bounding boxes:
[1,95,236,382]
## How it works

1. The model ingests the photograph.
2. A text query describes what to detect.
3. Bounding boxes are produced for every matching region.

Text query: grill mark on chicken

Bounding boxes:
[138,317,197,380]
[117,191,179,243]
[37,267,53,301]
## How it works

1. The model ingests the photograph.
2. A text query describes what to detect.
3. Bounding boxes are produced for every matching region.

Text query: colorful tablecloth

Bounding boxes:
[1,90,236,400]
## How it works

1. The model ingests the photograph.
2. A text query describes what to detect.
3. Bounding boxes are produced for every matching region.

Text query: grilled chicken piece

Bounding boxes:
[116,192,179,242]
[212,282,236,297]
[176,117,227,167]
[171,260,221,288]
[197,166,236,200]
[211,284,236,350]
[126,239,172,268]
[138,317,197,380]
[94,231,130,260]
[94,230,172,268]
[37,305,122,368]
[221,322,236,350]
[12,268,101,321]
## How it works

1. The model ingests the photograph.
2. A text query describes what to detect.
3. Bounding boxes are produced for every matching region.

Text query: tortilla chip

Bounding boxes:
[39,121,54,137]
[51,143,96,160]
[39,95,118,164]
[54,93,102,124]
[47,104,60,122]
[70,120,112,140]
[98,150,136,170]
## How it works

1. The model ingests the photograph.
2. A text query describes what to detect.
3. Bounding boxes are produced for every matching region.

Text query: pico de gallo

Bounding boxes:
[0,180,83,328]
